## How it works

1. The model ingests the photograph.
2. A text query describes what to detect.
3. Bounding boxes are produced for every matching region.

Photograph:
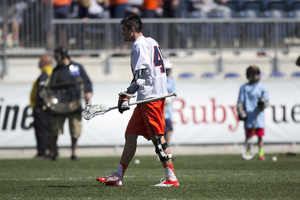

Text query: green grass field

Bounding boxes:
[0,154,299,200]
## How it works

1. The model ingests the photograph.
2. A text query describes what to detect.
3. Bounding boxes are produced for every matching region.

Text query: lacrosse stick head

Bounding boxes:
[82,103,108,120]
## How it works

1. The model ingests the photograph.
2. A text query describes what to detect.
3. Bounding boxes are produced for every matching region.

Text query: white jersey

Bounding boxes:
[131,36,168,101]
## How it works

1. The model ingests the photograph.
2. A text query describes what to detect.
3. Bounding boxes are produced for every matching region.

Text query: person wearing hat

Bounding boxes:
[30,55,53,157]
[237,65,269,160]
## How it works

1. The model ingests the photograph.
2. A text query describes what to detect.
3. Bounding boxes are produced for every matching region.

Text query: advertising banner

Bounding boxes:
[0,81,299,148]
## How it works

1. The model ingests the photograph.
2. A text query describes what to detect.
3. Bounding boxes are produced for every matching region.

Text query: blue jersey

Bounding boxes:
[165,77,176,120]
[237,82,269,128]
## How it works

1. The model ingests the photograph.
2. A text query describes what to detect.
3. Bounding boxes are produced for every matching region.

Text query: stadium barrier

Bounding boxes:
[2,16,300,77]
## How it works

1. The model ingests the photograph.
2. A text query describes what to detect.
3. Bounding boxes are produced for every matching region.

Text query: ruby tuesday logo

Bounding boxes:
[172,98,300,132]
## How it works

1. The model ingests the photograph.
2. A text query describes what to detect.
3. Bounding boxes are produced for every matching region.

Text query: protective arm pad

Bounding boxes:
[237,102,246,116]
[127,82,140,94]
[126,69,146,94]
[237,102,247,121]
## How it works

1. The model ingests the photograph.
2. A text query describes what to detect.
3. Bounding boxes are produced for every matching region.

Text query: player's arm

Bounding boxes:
[257,88,269,110]
[237,87,247,121]
[118,68,147,114]
[126,68,146,94]
[118,43,149,114]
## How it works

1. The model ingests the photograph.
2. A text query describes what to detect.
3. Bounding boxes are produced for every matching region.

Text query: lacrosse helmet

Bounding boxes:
[246,65,260,80]
[164,58,173,69]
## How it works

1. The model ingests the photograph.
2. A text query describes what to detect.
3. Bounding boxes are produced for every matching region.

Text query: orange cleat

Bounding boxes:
[96,172,123,186]
[154,179,179,187]
[259,155,266,160]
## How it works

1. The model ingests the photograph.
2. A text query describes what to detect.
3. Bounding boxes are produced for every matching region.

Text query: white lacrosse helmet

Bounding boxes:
[164,58,173,69]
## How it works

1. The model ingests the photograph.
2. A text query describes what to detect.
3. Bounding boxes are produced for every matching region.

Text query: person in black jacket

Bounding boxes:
[46,47,93,161]
[296,56,300,66]
[30,55,53,157]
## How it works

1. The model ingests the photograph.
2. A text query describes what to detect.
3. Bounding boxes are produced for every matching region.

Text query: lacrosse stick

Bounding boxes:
[82,93,177,120]
[242,92,264,160]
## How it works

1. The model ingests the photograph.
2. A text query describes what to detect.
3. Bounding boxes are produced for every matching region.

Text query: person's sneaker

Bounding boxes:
[259,155,266,160]
[154,179,179,187]
[70,155,79,161]
[44,155,56,161]
[13,40,19,47]
[96,172,123,186]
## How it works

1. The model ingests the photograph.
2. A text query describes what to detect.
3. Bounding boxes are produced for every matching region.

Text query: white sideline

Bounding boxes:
[0,144,299,159]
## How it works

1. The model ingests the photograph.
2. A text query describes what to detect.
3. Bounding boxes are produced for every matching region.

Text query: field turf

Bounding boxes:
[0,154,299,200]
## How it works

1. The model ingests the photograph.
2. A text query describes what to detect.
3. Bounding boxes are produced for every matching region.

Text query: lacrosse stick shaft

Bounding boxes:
[250,92,264,137]
[106,93,177,112]
[243,92,264,159]
[87,92,178,117]
[129,93,177,106]
[245,92,264,150]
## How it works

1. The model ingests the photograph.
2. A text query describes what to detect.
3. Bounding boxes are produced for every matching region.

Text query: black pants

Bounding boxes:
[33,109,51,156]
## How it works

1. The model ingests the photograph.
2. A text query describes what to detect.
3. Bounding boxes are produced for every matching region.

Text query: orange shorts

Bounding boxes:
[126,100,166,137]
[246,128,265,138]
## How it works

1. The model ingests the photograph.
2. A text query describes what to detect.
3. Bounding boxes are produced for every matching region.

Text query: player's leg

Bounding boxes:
[257,128,265,160]
[96,107,142,186]
[98,133,139,186]
[141,101,178,187]
[243,129,251,154]
[120,133,138,165]
[151,134,179,187]
[68,113,82,161]
[47,115,65,160]
[258,136,265,160]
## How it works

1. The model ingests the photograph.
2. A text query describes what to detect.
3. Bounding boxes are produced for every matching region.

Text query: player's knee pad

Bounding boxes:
[155,140,172,162]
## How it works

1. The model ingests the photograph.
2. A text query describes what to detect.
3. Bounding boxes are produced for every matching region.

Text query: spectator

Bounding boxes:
[163,0,179,18]
[110,0,128,51]
[142,0,163,37]
[88,0,109,18]
[53,0,72,47]
[77,0,91,21]
[142,0,163,18]
[30,55,53,158]
[126,0,143,16]
[45,47,93,161]
[0,0,27,47]
[163,0,188,57]
[189,0,231,18]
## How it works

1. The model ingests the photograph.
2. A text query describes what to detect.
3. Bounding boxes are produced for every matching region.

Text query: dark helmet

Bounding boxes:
[54,46,69,59]
[246,65,260,79]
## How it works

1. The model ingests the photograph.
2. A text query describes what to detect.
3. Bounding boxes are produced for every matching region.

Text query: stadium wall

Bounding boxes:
[1,81,300,148]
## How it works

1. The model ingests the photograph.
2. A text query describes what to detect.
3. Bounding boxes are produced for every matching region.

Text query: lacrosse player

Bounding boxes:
[96,14,179,187]
[237,65,269,160]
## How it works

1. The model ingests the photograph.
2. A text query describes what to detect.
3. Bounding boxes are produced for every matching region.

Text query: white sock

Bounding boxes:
[164,164,177,181]
[116,164,123,177]
[115,163,128,177]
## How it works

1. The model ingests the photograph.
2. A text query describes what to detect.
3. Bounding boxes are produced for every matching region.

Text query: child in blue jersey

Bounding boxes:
[237,65,269,160]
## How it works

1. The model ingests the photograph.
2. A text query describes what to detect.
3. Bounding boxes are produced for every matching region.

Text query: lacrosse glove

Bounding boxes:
[118,92,134,114]
[257,100,265,110]
[238,112,247,121]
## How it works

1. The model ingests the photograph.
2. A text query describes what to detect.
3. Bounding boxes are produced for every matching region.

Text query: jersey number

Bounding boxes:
[154,46,165,73]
